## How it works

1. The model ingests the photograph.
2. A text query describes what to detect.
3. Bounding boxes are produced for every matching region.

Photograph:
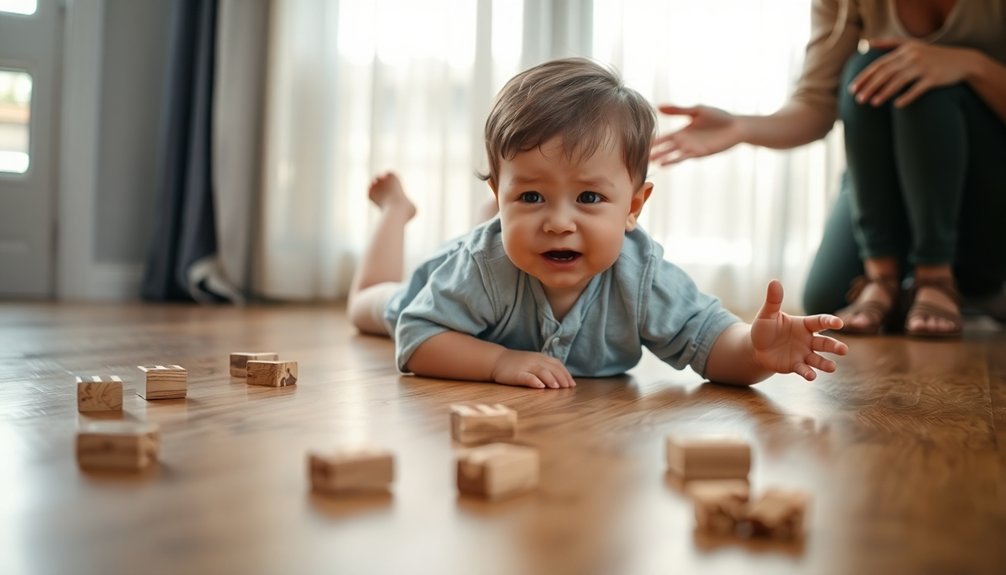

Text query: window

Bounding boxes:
[0,0,37,16]
[0,69,31,174]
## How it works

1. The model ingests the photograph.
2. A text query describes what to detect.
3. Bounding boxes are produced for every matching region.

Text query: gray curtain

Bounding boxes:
[141,0,231,302]
[142,0,268,303]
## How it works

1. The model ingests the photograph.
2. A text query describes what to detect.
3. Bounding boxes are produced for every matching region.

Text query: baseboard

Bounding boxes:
[59,262,144,301]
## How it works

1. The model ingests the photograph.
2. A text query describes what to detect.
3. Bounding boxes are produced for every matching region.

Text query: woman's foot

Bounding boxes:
[369,172,417,222]
[905,275,962,338]
[835,275,901,334]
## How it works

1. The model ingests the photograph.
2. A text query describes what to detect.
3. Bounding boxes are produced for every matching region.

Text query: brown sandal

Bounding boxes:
[835,275,901,335]
[904,277,962,339]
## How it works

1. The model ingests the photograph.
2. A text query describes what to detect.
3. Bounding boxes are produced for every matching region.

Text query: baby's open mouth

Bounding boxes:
[544,250,581,262]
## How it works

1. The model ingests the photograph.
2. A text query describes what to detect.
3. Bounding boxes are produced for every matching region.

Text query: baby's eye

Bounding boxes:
[518,191,543,203]
[578,191,603,204]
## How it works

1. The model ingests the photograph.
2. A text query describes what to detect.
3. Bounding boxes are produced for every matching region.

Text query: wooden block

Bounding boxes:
[687,480,750,536]
[666,435,751,480]
[308,446,395,493]
[76,376,123,412]
[229,352,279,377]
[246,360,298,387]
[137,364,187,400]
[747,488,810,540]
[456,443,538,500]
[76,420,160,471]
[450,403,517,444]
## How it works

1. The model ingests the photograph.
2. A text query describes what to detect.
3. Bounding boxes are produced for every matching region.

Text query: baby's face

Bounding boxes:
[492,136,650,303]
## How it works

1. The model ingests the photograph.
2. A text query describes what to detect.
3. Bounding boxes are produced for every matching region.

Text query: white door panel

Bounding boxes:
[0,0,58,297]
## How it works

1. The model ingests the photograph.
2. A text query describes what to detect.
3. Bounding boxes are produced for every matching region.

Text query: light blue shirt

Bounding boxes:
[386,218,739,378]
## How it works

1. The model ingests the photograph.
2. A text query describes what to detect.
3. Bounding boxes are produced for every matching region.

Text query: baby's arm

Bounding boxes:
[405,331,576,389]
[704,280,847,385]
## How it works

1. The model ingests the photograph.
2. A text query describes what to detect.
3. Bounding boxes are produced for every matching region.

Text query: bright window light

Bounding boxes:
[0,0,37,16]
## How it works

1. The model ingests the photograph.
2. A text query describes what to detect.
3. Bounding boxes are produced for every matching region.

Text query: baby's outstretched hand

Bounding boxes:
[751,280,848,381]
[491,350,576,389]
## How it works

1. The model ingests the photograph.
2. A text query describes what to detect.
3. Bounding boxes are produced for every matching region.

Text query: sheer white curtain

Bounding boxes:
[260,0,843,312]
[592,0,846,313]
[258,0,526,300]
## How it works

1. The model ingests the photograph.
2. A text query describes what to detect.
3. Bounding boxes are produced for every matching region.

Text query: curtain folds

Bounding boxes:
[258,0,839,312]
[213,0,270,298]
[141,0,224,302]
[591,0,843,313]
[143,0,270,303]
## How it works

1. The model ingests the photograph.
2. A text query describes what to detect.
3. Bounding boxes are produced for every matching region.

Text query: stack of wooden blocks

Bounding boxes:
[229,352,298,387]
[666,434,810,540]
[75,372,166,472]
[450,403,537,500]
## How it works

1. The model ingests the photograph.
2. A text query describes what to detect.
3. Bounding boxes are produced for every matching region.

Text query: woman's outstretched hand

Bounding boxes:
[649,105,743,166]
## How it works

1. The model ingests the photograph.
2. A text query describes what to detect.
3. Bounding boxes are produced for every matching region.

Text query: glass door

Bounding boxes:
[0,0,58,297]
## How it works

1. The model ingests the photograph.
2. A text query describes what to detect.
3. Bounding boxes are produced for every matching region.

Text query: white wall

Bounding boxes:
[59,0,171,300]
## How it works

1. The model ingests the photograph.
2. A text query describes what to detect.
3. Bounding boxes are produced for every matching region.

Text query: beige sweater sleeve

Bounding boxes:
[790,0,862,124]
[789,0,1006,122]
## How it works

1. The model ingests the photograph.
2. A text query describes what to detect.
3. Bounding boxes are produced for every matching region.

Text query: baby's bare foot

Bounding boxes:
[368,172,416,221]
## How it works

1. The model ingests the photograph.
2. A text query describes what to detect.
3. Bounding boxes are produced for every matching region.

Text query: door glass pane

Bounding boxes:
[0,0,37,16]
[0,69,31,174]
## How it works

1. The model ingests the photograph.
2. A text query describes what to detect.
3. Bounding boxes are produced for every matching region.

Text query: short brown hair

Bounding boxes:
[481,58,655,188]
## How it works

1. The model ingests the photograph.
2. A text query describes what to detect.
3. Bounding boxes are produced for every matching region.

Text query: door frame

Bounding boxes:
[58,0,143,300]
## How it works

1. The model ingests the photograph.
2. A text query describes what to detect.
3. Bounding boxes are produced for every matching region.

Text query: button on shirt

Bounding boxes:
[385,218,738,378]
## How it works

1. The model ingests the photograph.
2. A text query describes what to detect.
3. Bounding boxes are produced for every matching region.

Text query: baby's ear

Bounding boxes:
[625,182,653,231]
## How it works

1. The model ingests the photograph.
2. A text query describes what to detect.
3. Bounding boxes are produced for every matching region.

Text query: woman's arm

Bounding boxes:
[650,101,835,165]
[736,100,837,149]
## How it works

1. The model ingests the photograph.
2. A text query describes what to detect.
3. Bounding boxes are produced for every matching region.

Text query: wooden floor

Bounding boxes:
[0,302,1002,575]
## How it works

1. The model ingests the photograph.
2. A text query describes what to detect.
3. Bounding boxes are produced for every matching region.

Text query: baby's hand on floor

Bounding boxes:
[751,280,848,381]
[491,350,576,389]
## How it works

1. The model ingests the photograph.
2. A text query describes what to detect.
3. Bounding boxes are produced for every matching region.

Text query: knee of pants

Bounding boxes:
[892,83,970,120]
[839,49,970,122]
[838,49,891,122]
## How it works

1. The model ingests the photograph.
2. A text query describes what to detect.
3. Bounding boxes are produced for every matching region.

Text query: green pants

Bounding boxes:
[802,49,1006,314]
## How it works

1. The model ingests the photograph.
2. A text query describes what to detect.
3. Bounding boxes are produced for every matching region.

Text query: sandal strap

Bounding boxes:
[904,276,963,337]
[845,274,900,303]
[905,301,962,328]
[909,276,960,304]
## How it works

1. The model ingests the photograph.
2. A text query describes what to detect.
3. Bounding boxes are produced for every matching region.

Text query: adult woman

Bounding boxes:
[650,0,1006,337]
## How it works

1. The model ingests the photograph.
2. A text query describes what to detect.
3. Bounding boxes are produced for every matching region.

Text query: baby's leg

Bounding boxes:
[348,172,416,335]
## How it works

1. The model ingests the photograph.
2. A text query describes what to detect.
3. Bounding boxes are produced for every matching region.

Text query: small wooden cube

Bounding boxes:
[688,480,750,536]
[308,446,395,494]
[450,403,517,444]
[76,420,160,471]
[137,365,187,400]
[76,376,123,412]
[229,352,279,377]
[666,435,751,480]
[747,488,810,540]
[456,443,538,500]
[246,360,298,387]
